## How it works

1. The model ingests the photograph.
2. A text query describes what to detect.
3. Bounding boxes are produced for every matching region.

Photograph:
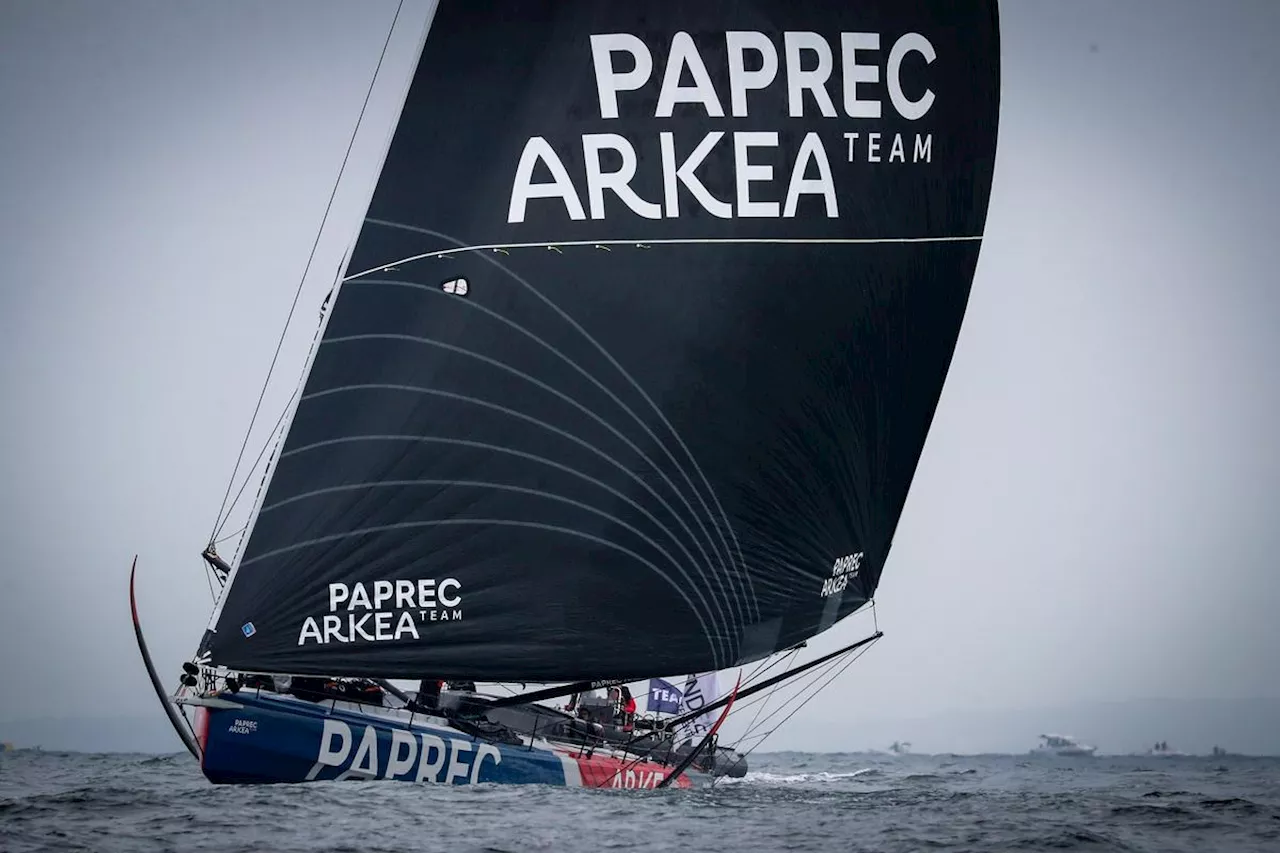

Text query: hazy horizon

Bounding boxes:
[2,1,1278,756]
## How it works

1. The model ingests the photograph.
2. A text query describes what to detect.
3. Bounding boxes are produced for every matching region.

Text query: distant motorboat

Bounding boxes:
[887,741,912,755]
[1031,734,1097,756]
[1144,741,1188,757]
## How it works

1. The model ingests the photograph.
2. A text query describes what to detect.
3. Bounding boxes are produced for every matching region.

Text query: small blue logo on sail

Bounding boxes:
[241,622,257,638]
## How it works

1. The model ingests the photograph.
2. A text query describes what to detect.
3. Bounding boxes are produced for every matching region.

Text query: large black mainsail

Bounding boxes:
[200,0,1000,682]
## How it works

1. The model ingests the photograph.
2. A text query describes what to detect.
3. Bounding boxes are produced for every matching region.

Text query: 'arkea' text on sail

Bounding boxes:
[507,30,939,224]
[297,579,464,646]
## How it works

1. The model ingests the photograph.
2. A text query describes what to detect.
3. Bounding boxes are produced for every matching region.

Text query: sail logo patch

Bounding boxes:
[296,579,463,646]
[508,30,940,224]
[820,552,862,597]
[240,622,257,638]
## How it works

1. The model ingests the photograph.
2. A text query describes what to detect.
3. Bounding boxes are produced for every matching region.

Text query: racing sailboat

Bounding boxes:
[130,0,1001,788]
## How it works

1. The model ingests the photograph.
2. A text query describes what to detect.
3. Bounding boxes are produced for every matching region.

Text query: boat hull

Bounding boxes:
[191,690,690,789]
[1030,746,1097,757]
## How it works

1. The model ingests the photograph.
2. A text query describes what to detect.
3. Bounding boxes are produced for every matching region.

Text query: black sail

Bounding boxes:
[203,0,1001,680]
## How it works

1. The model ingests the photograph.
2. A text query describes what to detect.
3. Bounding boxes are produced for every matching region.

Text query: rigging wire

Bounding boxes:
[740,648,802,723]
[213,522,249,547]
[201,559,216,603]
[711,639,878,787]
[211,386,299,541]
[742,643,871,749]
[208,0,408,544]
[732,647,856,743]
[717,646,850,734]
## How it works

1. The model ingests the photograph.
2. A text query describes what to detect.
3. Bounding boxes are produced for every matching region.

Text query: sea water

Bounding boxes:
[2,749,1277,852]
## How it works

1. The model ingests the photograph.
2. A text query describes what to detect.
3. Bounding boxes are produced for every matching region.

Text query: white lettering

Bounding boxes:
[394,579,415,609]
[611,767,664,788]
[507,137,587,224]
[306,719,352,780]
[444,740,473,785]
[373,580,393,609]
[322,614,346,643]
[734,131,779,217]
[784,32,837,118]
[328,583,348,612]
[889,132,906,163]
[821,552,864,596]
[782,132,837,218]
[393,610,419,640]
[309,723,502,785]
[426,608,463,622]
[416,733,447,783]
[583,133,662,220]
[298,617,322,645]
[418,578,436,608]
[335,722,379,780]
[349,583,371,611]
[351,612,374,642]
[660,131,731,218]
[471,743,502,783]
[914,133,932,163]
[725,31,777,117]
[386,728,418,780]
[437,578,461,609]
[656,32,724,118]
[887,33,936,121]
[506,29,948,224]
[590,33,653,120]
[841,33,880,118]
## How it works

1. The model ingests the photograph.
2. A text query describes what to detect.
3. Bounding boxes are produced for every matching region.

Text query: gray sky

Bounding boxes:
[2,0,1278,754]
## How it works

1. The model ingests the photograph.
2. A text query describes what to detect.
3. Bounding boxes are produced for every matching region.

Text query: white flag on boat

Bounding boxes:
[674,671,719,745]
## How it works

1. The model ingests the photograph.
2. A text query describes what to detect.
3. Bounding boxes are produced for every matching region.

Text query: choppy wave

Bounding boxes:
[1,749,1277,852]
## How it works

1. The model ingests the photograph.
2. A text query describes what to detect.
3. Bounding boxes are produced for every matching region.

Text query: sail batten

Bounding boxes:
[202,0,1000,682]
[344,234,986,283]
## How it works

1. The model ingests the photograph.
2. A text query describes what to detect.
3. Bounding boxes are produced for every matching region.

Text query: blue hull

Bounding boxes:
[190,690,690,789]
[195,691,573,786]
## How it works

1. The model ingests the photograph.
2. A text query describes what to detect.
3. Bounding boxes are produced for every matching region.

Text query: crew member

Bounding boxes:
[619,685,637,730]
[413,678,443,711]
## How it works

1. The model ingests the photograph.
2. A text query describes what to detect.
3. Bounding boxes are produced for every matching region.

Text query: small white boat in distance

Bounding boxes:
[1031,734,1097,756]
